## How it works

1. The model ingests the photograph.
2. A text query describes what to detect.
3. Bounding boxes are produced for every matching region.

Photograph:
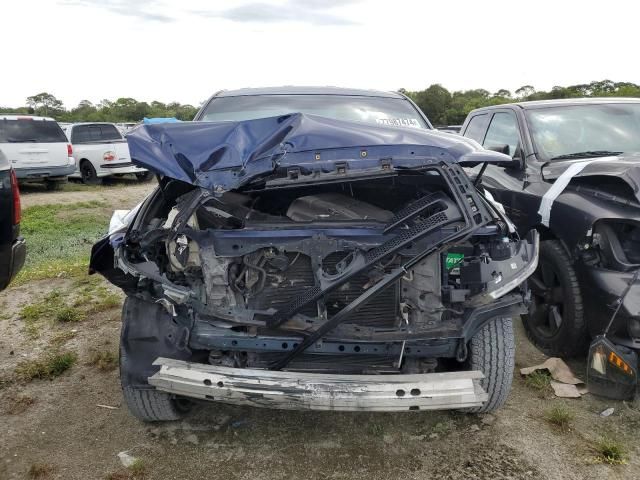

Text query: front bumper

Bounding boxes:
[148,358,488,411]
[580,266,640,350]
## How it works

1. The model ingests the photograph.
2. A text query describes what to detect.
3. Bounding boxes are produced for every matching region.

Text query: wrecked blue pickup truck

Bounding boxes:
[90,91,538,421]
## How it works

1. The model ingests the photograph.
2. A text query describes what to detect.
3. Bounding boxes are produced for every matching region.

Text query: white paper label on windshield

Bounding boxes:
[376,118,422,129]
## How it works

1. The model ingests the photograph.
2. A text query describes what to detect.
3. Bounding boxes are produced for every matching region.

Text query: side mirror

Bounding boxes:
[486,144,510,155]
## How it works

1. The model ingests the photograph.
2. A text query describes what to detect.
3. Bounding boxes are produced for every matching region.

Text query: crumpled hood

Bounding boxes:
[541,155,640,202]
[127,113,510,191]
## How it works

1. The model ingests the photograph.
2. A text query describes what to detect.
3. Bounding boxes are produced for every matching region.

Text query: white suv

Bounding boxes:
[0,115,75,190]
[64,122,151,184]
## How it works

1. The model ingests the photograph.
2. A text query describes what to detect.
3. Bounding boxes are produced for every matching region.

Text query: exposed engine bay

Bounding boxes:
[101,164,537,375]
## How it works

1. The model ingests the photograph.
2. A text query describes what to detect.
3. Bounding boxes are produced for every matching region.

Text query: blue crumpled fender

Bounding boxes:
[126,112,510,191]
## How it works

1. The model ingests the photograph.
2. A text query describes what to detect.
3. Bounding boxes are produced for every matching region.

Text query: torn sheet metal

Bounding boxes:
[149,357,488,411]
[126,113,516,191]
[537,157,617,226]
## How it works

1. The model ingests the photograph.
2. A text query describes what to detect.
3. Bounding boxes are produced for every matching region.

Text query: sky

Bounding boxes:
[2,0,638,108]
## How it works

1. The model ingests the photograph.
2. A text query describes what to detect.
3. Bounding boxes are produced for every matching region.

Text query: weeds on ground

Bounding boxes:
[50,330,77,347]
[2,392,35,414]
[106,459,146,479]
[544,404,574,432]
[28,463,56,479]
[88,350,118,371]
[368,423,385,436]
[15,351,77,381]
[591,437,628,465]
[14,201,110,284]
[431,419,455,436]
[19,290,86,337]
[524,370,552,393]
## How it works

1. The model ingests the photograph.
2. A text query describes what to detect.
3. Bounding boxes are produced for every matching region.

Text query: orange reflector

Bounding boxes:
[608,351,634,376]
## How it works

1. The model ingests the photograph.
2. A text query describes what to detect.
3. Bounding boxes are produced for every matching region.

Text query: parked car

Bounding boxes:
[0,149,26,291]
[0,115,75,190]
[459,98,640,392]
[64,122,152,184]
[91,87,539,421]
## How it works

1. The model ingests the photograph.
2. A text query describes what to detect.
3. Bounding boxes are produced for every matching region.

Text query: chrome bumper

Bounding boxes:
[149,358,488,412]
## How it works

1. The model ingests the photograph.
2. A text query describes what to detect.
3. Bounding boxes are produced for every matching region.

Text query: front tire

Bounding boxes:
[120,297,191,422]
[522,239,587,357]
[464,317,515,413]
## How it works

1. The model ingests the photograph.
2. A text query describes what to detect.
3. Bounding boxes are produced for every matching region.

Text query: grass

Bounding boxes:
[592,437,628,465]
[3,392,35,414]
[19,290,86,337]
[524,370,552,391]
[106,459,146,479]
[88,350,118,371]
[50,330,77,347]
[14,201,111,284]
[544,405,574,432]
[15,351,77,381]
[28,463,56,479]
[18,281,122,337]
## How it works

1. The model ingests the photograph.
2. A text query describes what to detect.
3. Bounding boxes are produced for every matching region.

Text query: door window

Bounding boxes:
[483,112,520,157]
[462,114,490,144]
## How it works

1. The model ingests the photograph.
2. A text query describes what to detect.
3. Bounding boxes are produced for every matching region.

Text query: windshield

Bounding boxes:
[526,103,640,161]
[199,94,430,129]
[0,119,68,143]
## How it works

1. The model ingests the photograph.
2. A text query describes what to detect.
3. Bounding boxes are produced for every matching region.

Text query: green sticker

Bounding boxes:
[445,253,464,270]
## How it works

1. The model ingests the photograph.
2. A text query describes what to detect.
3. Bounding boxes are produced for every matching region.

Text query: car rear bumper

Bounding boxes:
[0,237,26,291]
[97,162,147,176]
[15,164,75,180]
[148,357,488,411]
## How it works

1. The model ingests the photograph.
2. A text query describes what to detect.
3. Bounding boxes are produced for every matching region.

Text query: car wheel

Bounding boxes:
[120,298,191,422]
[80,160,101,185]
[135,171,154,182]
[462,317,514,413]
[522,239,587,357]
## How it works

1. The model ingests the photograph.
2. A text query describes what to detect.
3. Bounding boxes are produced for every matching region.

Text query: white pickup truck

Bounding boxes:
[64,122,151,184]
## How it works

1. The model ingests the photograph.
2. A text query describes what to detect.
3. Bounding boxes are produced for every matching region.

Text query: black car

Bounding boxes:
[0,149,26,291]
[460,98,640,364]
[91,87,539,421]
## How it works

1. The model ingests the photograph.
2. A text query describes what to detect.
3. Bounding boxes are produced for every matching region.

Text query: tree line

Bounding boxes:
[2,80,639,125]
[400,80,640,126]
[0,92,198,122]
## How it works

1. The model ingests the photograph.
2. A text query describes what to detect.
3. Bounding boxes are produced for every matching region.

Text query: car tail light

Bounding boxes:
[10,169,21,225]
[67,144,73,156]
[103,151,116,162]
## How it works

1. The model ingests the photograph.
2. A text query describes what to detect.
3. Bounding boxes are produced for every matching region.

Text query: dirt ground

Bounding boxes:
[1,182,639,479]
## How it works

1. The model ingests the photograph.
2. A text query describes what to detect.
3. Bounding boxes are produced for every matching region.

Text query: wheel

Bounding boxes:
[135,171,154,182]
[522,239,587,357]
[79,160,101,185]
[120,297,191,422]
[463,317,515,413]
[45,180,65,191]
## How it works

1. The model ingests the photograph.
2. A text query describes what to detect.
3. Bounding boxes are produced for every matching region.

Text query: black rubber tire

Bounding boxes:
[463,317,515,413]
[121,386,183,422]
[522,239,587,357]
[120,299,187,422]
[79,160,101,185]
[135,171,154,182]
